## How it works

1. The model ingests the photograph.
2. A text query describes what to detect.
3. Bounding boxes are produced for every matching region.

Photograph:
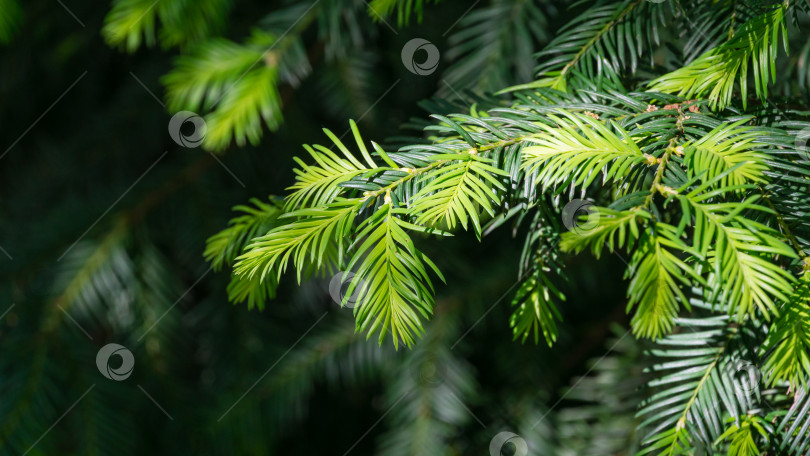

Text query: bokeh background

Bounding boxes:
[0,1,636,454]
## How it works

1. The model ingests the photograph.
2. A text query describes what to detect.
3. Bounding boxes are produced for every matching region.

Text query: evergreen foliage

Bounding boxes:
[5,0,810,455]
[210,0,810,453]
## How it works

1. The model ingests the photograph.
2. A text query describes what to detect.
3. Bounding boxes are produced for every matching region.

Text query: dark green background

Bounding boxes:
[0,1,630,454]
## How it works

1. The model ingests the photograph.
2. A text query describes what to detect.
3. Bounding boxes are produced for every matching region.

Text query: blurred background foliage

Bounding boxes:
[0,0,708,454]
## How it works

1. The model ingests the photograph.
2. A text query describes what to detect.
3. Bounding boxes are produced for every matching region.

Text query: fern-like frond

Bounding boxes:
[682,120,770,188]
[626,229,700,340]
[637,426,692,456]
[777,388,810,455]
[221,90,805,350]
[522,112,651,192]
[510,265,564,347]
[507,211,567,347]
[201,65,282,150]
[559,206,649,258]
[204,197,287,310]
[514,0,665,92]
[649,4,788,109]
[103,0,160,51]
[204,197,285,271]
[409,155,507,237]
[637,305,761,455]
[156,0,231,49]
[286,122,378,211]
[716,415,769,456]
[681,190,796,320]
[761,271,810,389]
[103,0,230,51]
[163,36,265,113]
[163,30,309,150]
[234,200,358,283]
[345,205,443,348]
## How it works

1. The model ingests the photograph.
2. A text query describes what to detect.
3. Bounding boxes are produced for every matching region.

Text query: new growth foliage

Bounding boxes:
[207,0,810,453]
